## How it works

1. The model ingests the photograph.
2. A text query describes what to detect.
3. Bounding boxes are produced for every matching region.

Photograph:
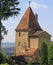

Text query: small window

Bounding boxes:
[19,32,20,37]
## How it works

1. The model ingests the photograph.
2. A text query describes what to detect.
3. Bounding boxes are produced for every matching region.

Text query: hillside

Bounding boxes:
[1,42,15,56]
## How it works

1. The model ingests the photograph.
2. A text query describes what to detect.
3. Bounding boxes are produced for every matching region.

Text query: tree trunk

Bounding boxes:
[0,40,1,51]
[0,15,2,51]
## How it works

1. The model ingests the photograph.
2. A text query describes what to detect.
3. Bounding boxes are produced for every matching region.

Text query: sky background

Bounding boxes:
[2,0,53,42]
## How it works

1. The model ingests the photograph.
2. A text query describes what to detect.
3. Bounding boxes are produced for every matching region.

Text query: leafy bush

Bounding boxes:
[0,63,9,65]
[26,62,32,65]
[0,52,7,64]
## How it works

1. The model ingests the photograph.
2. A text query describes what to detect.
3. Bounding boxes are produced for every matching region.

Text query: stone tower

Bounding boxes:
[15,6,51,63]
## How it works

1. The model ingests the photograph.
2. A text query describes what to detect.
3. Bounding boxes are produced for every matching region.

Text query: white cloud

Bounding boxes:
[30,2,48,9]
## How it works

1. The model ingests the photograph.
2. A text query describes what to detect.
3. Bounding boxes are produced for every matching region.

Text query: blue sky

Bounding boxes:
[2,0,53,42]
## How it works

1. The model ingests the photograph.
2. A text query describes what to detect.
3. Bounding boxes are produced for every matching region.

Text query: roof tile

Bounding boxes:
[16,48,37,56]
[15,7,42,32]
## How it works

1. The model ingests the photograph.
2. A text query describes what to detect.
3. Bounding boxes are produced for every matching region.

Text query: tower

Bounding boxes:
[15,6,51,63]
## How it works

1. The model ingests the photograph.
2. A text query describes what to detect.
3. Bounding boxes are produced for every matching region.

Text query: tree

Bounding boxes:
[0,23,8,51]
[48,42,53,65]
[0,0,20,51]
[0,63,9,65]
[0,52,15,65]
[26,62,32,65]
[0,52,7,64]
[40,42,48,65]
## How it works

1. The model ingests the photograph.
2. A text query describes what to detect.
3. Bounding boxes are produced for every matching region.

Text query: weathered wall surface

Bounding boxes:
[38,32,51,48]
[30,37,39,49]
[32,50,40,63]
[15,31,28,55]
[24,49,40,63]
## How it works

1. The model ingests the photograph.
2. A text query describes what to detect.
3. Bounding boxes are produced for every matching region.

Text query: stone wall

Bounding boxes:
[38,31,51,48]
[15,31,28,55]
[30,37,39,49]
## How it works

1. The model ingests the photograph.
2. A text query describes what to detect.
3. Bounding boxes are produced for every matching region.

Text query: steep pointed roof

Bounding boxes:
[15,7,42,32]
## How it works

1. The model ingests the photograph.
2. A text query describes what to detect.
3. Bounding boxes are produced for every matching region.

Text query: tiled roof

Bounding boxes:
[29,31,43,37]
[29,31,51,37]
[32,31,43,36]
[15,7,42,32]
[16,48,37,56]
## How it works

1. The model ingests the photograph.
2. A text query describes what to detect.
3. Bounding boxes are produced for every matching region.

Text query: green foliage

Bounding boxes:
[40,42,48,65]
[0,52,7,64]
[0,0,20,38]
[6,58,12,65]
[0,52,16,65]
[26,62,32,65]
[20,62,25,65]
[1,23,8,40]
[0,0,20,51]
[6,58,16,65]
[0,0,20,20]
[48,42,53,65]
[0,63,9,65]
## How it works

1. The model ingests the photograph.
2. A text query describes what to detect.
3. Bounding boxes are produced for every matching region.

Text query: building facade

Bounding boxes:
[15,6,51,63]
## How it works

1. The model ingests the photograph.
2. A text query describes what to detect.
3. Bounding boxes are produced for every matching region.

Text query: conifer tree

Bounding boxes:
[48,42,53,65]
[40,42,48,65]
